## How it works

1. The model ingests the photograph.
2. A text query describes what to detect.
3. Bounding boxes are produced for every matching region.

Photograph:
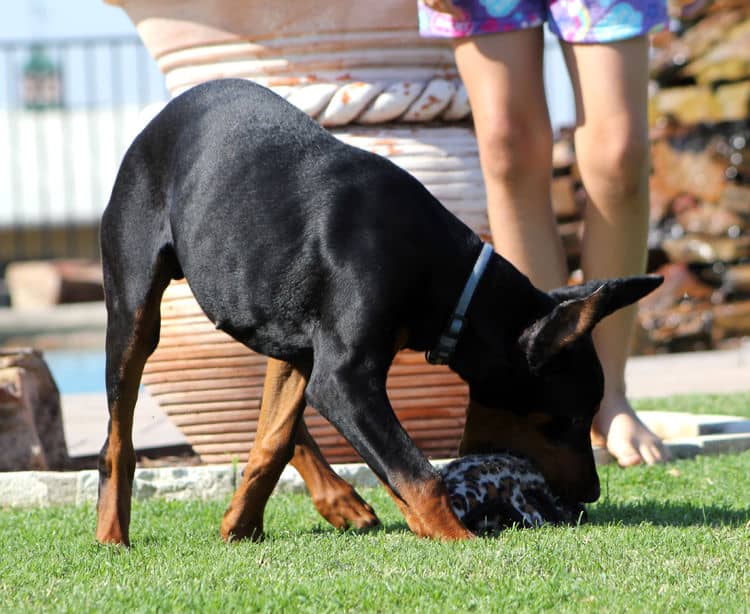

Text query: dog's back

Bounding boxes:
[102,79,478,361]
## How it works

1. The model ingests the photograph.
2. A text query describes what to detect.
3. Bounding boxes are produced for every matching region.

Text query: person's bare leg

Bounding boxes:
[561,36,668,465]
[454,29,567,290]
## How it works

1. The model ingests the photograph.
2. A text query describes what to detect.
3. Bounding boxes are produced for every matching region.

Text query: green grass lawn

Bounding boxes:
[1,393,749,613]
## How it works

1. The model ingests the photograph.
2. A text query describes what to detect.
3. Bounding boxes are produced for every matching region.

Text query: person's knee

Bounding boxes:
[476,114,552,186]
[581,127,650,200]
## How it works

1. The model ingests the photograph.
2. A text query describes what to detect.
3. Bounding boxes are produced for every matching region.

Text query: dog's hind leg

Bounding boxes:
[221,358,311,541]
[96,268,172,545]
[290,420,380,530]
[96,194,176,545]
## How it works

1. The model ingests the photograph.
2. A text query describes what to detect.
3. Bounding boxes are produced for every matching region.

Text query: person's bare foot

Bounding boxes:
[592,395,670,467]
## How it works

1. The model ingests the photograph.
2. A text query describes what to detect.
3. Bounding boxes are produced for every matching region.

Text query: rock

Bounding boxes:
[650,85,722,125]
[684,19,750,85]
[0,382,47,471]
[0,349,70,471]
[633,262,715,355]
[550,175,579,220]
[675,202,746,235]
[667,0,748,21]
[552,136,575,170]
[718,184,750,215]
[661,234,750,263]
[5,259,103,309]
[650,139,728,205]
[715,80,750,123]
[558,220,582,268]
[638,263,714,314]
[721,263,750,293]
[712,300,750,339]
[651,9,745,82]
[636,302,713,354]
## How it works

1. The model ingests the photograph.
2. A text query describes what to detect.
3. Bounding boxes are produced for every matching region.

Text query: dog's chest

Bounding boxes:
[440,453,586,533]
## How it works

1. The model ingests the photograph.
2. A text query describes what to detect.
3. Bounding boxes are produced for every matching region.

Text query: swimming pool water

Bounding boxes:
[44,349,106,395]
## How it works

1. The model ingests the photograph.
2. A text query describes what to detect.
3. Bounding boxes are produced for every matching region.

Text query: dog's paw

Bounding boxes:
[221,523,265,543]
[312,485,380,530]
[220,510,265,543]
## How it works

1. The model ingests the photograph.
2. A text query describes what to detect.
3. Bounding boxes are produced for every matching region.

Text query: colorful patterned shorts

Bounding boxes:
[418,0,668,43]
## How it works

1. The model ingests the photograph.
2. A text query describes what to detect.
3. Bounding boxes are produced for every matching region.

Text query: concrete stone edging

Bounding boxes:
[0,461,381,510]
[3,429,750,510]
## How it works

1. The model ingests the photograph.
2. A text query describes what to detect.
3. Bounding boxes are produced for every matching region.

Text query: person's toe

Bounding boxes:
[609,443,643,467]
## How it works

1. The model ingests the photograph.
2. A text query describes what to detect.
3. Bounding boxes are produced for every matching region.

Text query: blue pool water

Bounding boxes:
[44,349,106,395]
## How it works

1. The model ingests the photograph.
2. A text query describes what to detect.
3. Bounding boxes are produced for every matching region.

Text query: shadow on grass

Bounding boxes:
[305,504,749,537]
[588,500,750,527]
[306,521,410,536]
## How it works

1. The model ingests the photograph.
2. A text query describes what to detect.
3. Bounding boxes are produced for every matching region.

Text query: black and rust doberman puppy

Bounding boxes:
[97,78,661,545]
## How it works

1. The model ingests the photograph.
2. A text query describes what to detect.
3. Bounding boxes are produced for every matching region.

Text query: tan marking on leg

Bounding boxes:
[96,418,136,545]
[221,358,309,542]
[96,305,159,546]
[385,477,474,540]
[290,421,379,530]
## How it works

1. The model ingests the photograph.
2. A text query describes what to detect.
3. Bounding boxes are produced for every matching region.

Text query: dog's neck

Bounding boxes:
[426,243,495,365]
[445,252,554,387]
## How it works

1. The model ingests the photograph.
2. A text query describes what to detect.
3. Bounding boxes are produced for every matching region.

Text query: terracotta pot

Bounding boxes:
[110,0,484,463]
[106,0,489,238]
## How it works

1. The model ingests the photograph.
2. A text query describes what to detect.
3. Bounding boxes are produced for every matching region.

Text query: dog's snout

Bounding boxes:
[555,470,600,504]
[581,477,600,503]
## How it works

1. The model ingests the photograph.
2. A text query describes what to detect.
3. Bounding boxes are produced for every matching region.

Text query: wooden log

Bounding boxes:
[650,9,747,83]
[638,263,714,314]
[675,202,746,236]
[715,80,750,122]
[683,19,750,84]
[712,300,750,339]
[650,139,728,205]
[661,235,750,264]
[637,302,713,353]
[721,263,750,293]
[550,175,580,220]
[649,85,722,125]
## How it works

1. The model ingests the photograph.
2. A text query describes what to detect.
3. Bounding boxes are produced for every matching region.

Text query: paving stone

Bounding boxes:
[696,433,750,454]
[132,465,237,502]
[639,410,750,439]
[76,470,98,505]
[0,471,78,508]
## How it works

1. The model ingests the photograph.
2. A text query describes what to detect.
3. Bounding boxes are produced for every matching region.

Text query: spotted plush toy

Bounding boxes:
[440,453,587,533]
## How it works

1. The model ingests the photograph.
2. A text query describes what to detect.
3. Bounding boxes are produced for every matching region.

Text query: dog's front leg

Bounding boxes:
[306,358,473,540]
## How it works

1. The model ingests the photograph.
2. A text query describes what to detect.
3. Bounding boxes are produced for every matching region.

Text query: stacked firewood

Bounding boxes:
[552,0,750,354]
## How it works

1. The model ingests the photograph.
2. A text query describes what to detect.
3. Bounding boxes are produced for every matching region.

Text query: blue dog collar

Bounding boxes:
[427,242,494,365]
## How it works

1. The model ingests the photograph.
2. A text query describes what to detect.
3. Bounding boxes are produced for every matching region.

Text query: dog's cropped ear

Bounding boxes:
[522,275,663,370]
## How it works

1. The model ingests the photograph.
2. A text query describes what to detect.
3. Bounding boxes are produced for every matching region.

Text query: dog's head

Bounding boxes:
[462,275,663,503]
